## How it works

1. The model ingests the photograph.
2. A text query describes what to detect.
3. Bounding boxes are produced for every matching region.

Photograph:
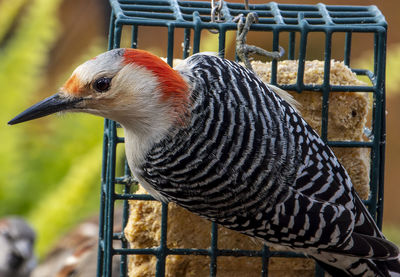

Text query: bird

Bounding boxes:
[32,213,121,277]
[8,48,400,276]
[0,217,36,277]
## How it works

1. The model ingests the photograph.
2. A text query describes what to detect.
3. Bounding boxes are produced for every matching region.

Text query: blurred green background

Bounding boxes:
[0,0,399,259]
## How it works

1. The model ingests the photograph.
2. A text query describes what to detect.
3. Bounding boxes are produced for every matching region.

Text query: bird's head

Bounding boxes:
[0,217,36,277]
[8,48,190,133]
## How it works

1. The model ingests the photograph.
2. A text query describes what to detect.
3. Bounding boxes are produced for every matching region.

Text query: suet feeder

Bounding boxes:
[97,1,387,276]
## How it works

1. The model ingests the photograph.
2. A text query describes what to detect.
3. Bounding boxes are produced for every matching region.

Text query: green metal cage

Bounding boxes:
[97,1,387,276]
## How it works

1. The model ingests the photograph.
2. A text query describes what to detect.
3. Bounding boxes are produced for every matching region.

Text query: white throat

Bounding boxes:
[122,118,172,170]
[123,124,172,203]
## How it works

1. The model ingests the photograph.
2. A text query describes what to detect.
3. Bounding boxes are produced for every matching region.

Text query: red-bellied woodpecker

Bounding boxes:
[8,48,400,276]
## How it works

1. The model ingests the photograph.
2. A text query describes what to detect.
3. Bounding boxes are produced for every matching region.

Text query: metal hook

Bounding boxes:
[209,0,224,34]
[211,0,224,22]
[244,0,249,10]
[236,12,285,71]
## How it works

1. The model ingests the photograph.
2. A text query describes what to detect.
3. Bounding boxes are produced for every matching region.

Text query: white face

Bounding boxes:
[61,49,166,130]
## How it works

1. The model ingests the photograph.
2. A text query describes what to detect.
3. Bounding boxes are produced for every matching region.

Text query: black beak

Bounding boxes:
[8,93,83,125]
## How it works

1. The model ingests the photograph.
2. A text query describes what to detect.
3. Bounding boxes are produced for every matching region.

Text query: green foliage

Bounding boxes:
[0,1,106,257]
[0,0,63,215]
[0,0,27,42]
[28,143,102,256]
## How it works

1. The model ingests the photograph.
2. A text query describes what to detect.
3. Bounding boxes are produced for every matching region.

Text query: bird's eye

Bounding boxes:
[93,77,111,92]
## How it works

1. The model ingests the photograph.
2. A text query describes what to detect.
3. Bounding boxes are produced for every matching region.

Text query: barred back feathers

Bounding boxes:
[133,54,400,277]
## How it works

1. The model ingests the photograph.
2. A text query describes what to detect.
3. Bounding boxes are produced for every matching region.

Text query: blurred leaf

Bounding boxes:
[0,0,27,42]
[0,0,63,214]
[28,143,102,257]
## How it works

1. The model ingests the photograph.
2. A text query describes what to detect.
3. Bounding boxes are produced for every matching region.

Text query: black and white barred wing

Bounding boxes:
[262,71,399,260]
[189,54,398,260]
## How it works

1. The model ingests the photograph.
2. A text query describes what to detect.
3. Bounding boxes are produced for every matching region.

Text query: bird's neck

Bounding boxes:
[122,120,175,174]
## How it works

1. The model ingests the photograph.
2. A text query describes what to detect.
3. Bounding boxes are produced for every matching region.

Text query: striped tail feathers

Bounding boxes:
[325,232,399,260]
[352,190,382,238]
[377,258,400,277]
[313,230,400,276]
[314,191,400,276]
[347,191,400,260]
[312,252,400,277]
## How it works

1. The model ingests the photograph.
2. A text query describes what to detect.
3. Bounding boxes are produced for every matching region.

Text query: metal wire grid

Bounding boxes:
[97,1,387,276]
